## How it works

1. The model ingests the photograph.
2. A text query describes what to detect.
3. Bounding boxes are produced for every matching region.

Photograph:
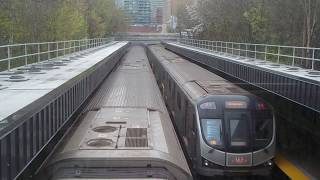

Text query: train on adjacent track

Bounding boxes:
[147,45,276,177]
[36,45,192,180]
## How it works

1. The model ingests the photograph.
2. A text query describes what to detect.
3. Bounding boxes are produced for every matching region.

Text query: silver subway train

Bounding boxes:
[147,45,275,177]
[36,46,192,180]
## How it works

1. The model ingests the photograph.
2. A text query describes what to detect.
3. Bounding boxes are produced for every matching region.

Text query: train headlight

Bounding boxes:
[204,160,209,166]
[202,158,223,168]
[264,160,273,167]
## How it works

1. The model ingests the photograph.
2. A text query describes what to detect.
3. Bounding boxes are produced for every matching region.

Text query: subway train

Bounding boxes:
[147,45,276,177]
[36,46,192,180]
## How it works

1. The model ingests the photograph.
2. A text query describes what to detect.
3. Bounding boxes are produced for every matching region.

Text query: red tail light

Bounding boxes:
[257,102,267,110]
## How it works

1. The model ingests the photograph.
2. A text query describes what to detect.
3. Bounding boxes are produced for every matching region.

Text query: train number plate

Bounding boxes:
[227,153,252,166]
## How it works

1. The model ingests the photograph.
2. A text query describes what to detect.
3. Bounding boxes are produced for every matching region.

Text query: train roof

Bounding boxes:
[148,45,249,100]
[43,46,191,180]
[88,46,165,111]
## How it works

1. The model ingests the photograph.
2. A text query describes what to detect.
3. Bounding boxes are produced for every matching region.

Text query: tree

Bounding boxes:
[175,0,320,49]
[0,0,128,44]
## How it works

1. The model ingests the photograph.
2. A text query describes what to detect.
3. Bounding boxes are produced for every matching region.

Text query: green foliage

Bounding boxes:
[0,11,12,42]
[243,5,268,42]
[50,1,87,40]
[0,0,127,44]
[176,5,194,32]
[176,0,320,48]
[85,0,127,37]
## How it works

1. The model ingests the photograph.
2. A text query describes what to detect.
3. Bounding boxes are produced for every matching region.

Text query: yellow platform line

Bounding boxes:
[274,154,310,180]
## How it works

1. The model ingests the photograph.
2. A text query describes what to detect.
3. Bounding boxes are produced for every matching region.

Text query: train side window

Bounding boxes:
[177,92,181,110]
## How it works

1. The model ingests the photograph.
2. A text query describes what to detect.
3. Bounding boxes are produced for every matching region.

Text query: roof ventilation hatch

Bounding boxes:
[125,128,148,148]
[87,138,114,147]
[307,71,320,77]
[7,75,29,82]
[92,126,117,133]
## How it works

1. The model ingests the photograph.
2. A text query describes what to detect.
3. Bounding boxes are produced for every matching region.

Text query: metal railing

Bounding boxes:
[179,38,320,70]
[0,38,113,72]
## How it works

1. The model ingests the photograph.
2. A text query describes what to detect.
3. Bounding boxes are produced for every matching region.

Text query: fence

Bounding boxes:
[0,38,113,72]
[179,38,320,70]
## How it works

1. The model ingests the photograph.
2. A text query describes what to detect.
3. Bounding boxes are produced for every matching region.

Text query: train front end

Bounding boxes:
[196,95,275,176]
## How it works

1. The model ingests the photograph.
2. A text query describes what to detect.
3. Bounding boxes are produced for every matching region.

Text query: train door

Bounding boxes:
[170,80,175,109]
[181,99,188,139]
[161,73,165,97]
[176,91,184,135]
[167,79,172,106]
[164,73,170,101]
[186,105,197,163]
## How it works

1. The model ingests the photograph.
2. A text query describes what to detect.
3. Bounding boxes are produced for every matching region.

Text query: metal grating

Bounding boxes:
[125,138,148,147]
[125,128,148,147]
[126,128,147,138]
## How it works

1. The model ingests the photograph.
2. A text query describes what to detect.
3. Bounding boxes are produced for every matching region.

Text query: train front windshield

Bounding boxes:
[253,109,273,150]
[201,119,223,146]
[227,112,249,148]
[200,100,273,152]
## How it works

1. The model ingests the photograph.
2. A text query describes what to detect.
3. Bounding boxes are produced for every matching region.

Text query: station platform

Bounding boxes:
[0,42,128,126]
